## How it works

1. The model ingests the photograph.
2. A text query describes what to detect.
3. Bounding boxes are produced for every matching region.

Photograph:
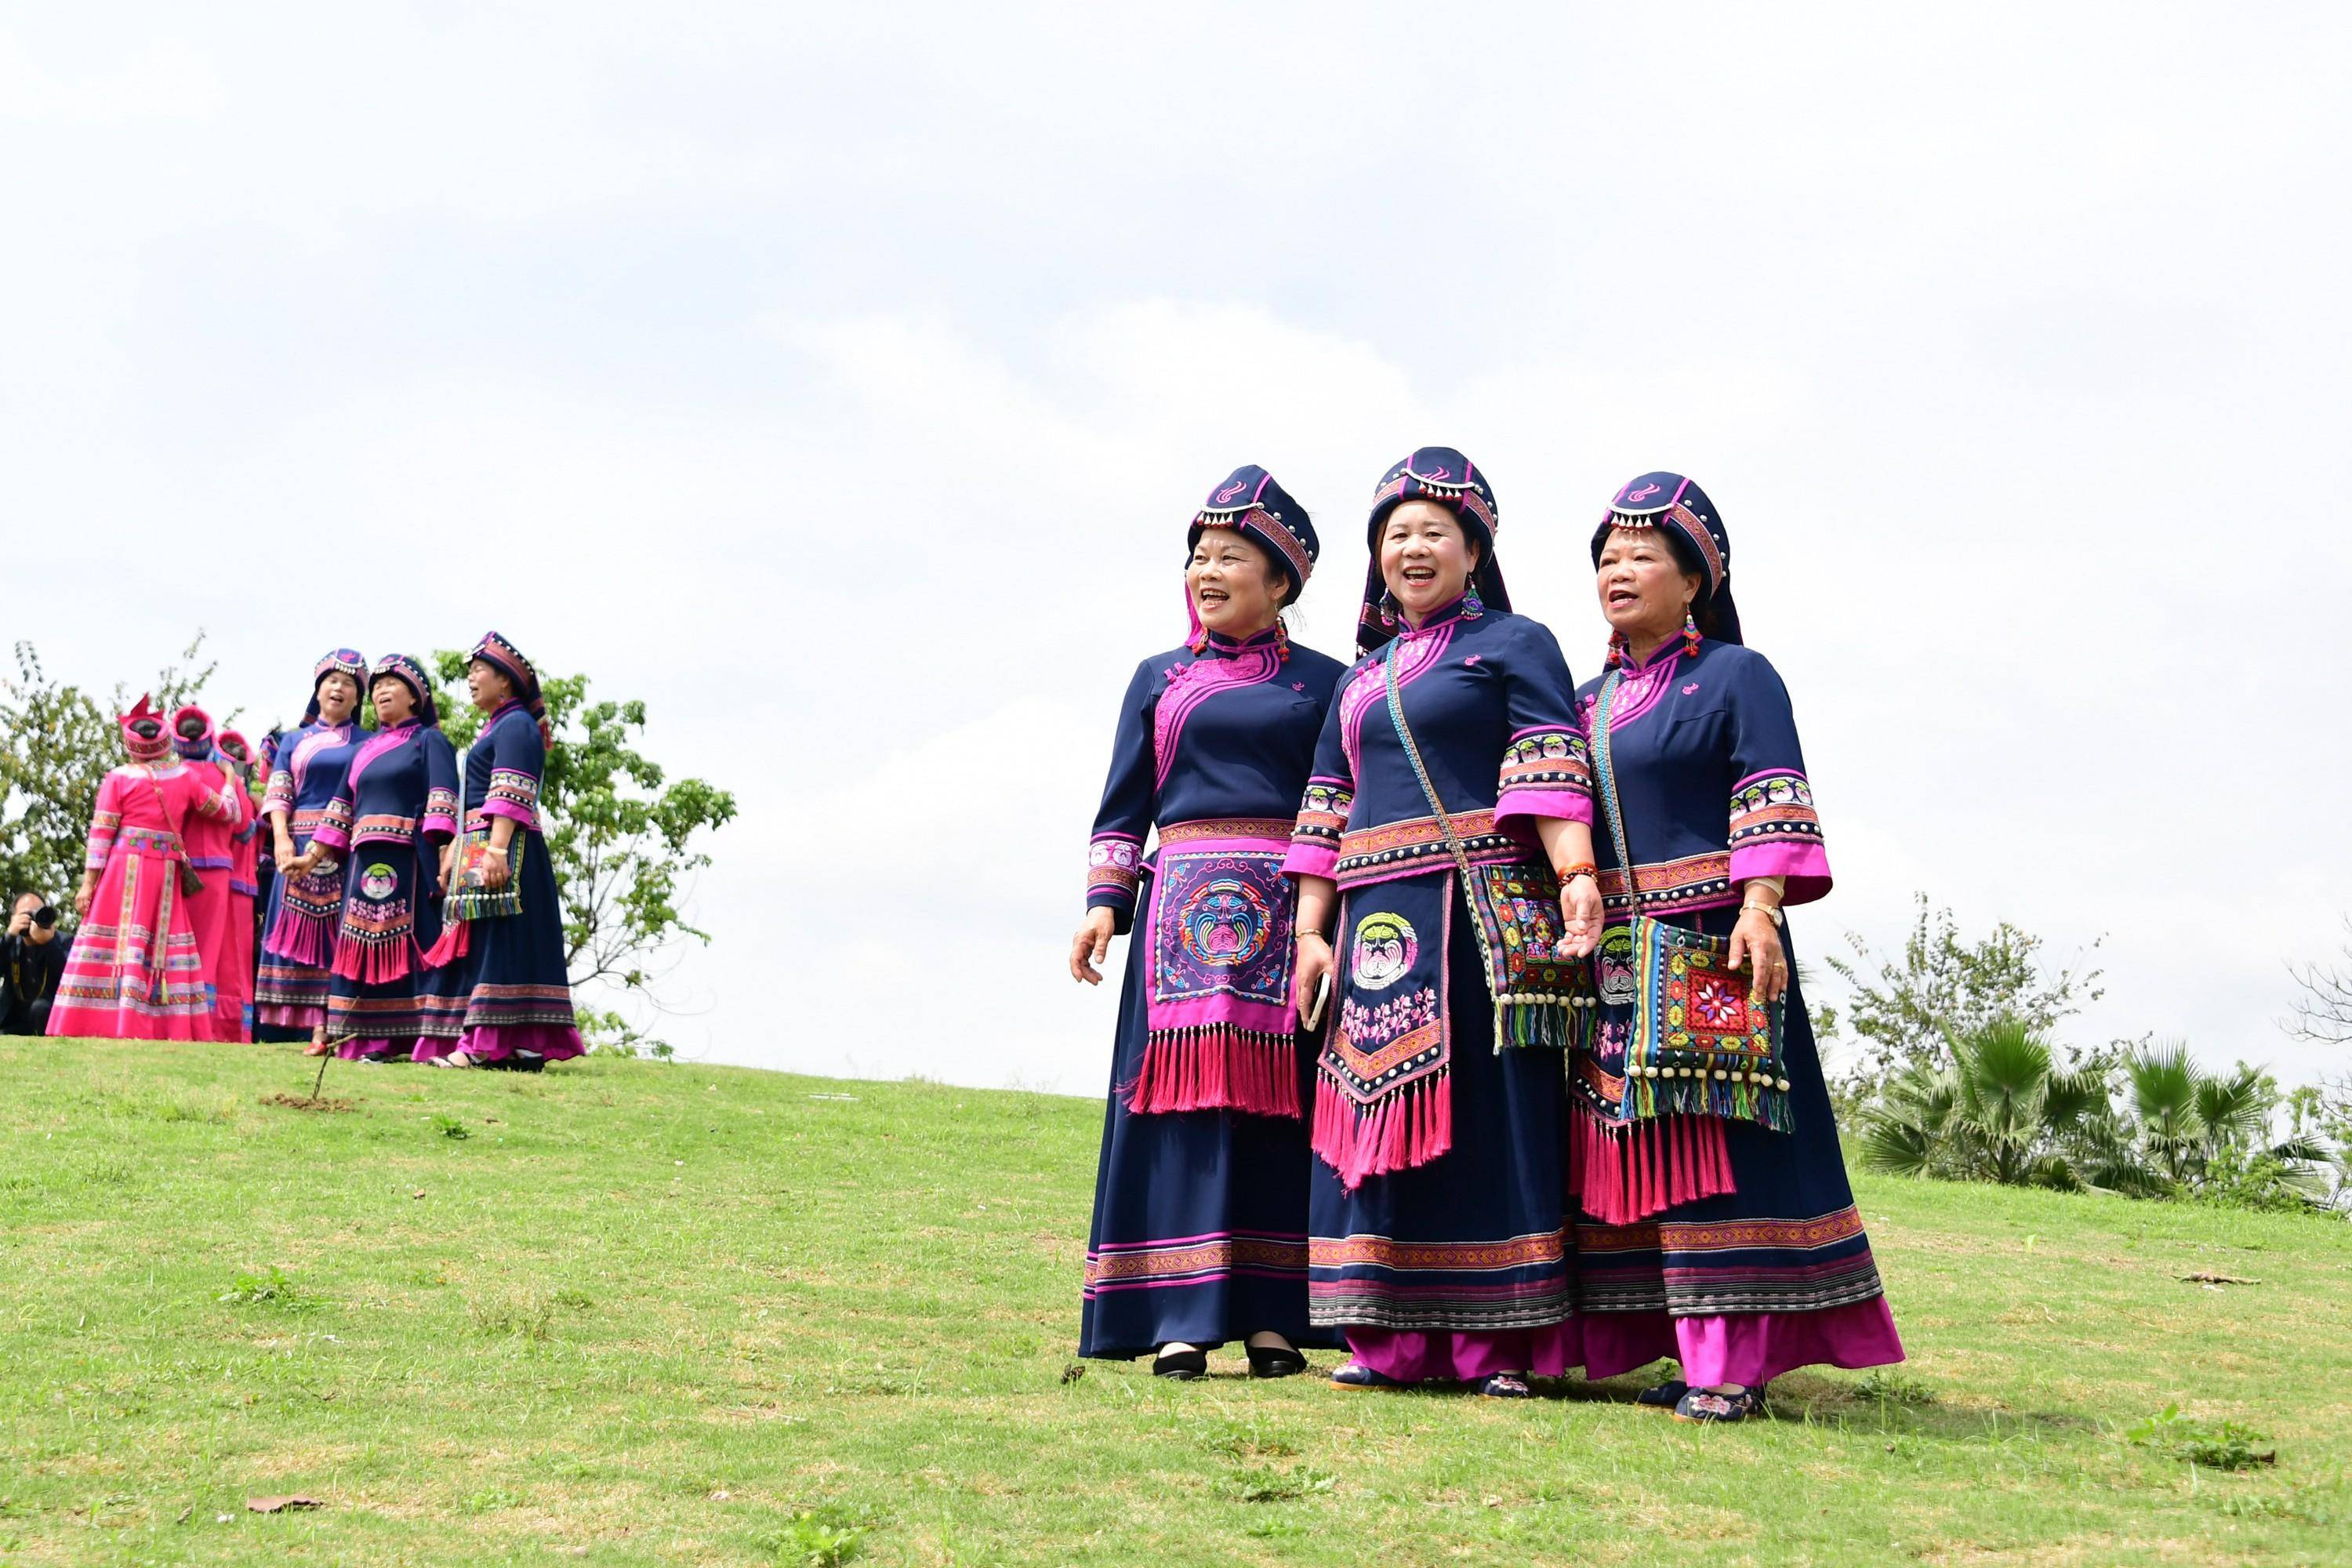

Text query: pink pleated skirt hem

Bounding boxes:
[1343,1296,1904,1387]
[411,1024,585,1064]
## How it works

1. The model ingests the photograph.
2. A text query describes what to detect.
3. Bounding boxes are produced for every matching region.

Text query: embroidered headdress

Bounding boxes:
[370,653,441,728]
[1358,445,1510,655]
[169,704,216,761]
[1591,472,1744,646]
[303,648,371,725]
[216,728,255,776]
[1184,463,1318,652]
[119,695,170,764]
[471,630,551,745]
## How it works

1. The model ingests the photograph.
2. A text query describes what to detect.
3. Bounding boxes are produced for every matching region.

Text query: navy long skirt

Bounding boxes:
[1079,882,1341,1359]
[1575,914,1904,1386]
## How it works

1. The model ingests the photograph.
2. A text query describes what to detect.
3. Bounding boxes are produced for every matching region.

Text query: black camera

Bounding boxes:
[31,906,56,929]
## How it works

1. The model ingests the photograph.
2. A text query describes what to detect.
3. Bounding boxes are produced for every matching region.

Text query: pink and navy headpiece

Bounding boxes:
[370,653,441,728]
[119,694,170,764]
[217,728,256,776]
[1358,445,1511,655]
[471,630,551,744]
[1188,465,1318,599]
[303,648,371,724]
[170,704,216,760]
[1592,472,1744,645]
[1184,464,1317,650]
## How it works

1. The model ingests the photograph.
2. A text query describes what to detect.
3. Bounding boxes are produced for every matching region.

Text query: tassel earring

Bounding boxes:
[1682,605,1702,659]
[1606,631,1628,669]
[1274,618,1291,662]
[1377,591,1398,629]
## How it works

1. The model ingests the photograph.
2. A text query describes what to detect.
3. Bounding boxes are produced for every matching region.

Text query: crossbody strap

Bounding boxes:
[1382,638,1486,893]
[1588,669,1640,903]
[140,768,192,862]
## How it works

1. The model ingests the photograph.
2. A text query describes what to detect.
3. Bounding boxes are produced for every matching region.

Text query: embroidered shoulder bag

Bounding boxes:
[1589,666,1791,1131]
[1381,638,1589,1049]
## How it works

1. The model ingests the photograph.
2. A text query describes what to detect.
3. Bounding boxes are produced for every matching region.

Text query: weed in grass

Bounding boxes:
[550,1287,594,1311]
[2126,1403,2277,1470]
[218,1267,318,1312]
[1223,1466,1337,1504]
[466,1291,554,1341]
[2216,1489,2332,1524]
[772,1503,880,1566]
[459,1487,522,1514]
[1855,1368,1936,1406]
[1211,1419,1301,1461]
[430,1113,470,1141]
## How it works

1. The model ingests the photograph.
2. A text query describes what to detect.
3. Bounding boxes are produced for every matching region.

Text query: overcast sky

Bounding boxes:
[5,4,2347,1093]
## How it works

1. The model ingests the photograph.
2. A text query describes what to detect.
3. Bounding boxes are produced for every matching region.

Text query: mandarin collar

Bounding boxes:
[1199,624,1283,659]
[1396,592,1475,639]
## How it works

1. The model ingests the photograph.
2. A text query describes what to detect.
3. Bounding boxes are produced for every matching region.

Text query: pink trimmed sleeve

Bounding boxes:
[1724,651,1831,906]
[1490,620,1595,832]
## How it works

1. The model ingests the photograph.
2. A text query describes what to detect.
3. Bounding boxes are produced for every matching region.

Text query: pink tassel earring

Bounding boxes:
[1682,606,1702,659]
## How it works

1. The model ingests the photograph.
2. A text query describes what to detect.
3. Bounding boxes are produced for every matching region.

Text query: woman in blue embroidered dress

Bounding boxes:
[1072,466,1349,1381]
[1568,473,1904,1423]
[257,651,369,1055]
[418,632,583,1069]
[1284,448,1605,1398]
[303,656,460,1064]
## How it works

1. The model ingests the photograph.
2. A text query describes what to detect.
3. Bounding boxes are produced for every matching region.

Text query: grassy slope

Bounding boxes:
[2,1040,2347,1568]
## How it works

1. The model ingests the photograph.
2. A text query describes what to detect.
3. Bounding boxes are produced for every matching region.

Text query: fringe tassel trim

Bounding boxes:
[262,906,335,967]
[419,919,470,969]
[1312,1069,1452,1192]
[331,931,416,984]
[1123,1026,1301,1119]
[1623,1063,1796,1131]
[1491,995,1577,1051]
[1571,1106,1737,1225]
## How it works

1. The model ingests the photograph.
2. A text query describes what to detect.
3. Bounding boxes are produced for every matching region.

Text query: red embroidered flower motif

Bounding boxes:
[1689,972,1749,1031]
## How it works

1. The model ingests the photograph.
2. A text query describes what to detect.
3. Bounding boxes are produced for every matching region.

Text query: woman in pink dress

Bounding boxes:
[48,697,239,1040]
[168,705,252,1041]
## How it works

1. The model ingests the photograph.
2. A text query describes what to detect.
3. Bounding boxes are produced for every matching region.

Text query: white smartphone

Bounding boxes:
[1301,971,1333,1030]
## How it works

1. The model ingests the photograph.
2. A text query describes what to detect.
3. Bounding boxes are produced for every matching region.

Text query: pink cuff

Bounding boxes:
[309,822,352,851]
[421,814,459,840]
[1493,789,1595,829]
[1282,842,1338,882]
[479,798,539,831]
[1730,842,1831,905]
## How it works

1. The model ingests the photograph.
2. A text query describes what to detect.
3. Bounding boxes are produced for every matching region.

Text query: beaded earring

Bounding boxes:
[1606,631,1628,670]
[1377,591,1398,629]
[1682,604,1702,659]
[1461,583,1486,619]
[1273,618,1291,662]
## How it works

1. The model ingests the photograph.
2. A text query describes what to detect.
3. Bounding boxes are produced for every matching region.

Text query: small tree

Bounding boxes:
[1857,1019,2114,1190]
[2286,918,2352,1047]
[0,636,229,908]
[430,653,736,1052]
[1827,894,2105,1099]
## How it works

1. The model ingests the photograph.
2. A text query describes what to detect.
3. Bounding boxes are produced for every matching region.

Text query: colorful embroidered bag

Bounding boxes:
[1588,666,1791,1131]
[1381,639,1591,1050]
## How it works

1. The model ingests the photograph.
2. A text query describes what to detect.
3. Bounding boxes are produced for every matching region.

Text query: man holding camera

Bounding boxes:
[2,891,68,1036]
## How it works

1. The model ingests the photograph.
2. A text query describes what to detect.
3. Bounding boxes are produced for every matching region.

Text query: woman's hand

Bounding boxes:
[74,875,95,920]
[1069,907,1117,984]
[1727,907,1789,1004]
[477,844,512,891]
[1294,931,1334,1025]
[1555,873,1603,958]
[273,838,301,874]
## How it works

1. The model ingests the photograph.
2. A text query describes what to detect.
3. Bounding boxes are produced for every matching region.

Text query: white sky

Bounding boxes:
[5,5,2347,1093]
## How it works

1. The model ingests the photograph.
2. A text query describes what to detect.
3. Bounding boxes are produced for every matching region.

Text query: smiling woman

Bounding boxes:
[1283,447,1603,1400]
[1568,471,1904,1425]
[257,650,370,1054]
[1071,463,1348,1382]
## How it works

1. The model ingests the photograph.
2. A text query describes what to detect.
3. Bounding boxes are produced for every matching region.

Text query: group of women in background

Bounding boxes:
[49,632,582,1072]
[1070,449,1903,1421]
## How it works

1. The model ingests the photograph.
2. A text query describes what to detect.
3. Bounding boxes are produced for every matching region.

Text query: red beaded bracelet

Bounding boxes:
[1555,863,1598,884]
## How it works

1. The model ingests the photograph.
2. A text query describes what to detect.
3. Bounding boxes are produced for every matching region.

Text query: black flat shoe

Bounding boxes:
[1247,1345,1309,1379]
[1635,1378,1690,1409]
[1151,1348,1208,1381]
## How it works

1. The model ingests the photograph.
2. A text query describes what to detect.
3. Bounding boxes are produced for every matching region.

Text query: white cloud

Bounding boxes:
[4,3,2347,1093]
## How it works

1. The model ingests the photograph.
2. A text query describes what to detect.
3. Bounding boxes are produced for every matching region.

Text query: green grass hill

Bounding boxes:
[3,1039,2347,1566]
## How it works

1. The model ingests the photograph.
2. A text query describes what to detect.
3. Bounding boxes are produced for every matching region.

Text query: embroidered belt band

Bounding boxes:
[1334,810,1521,887]
[1131,828,1301,1120]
